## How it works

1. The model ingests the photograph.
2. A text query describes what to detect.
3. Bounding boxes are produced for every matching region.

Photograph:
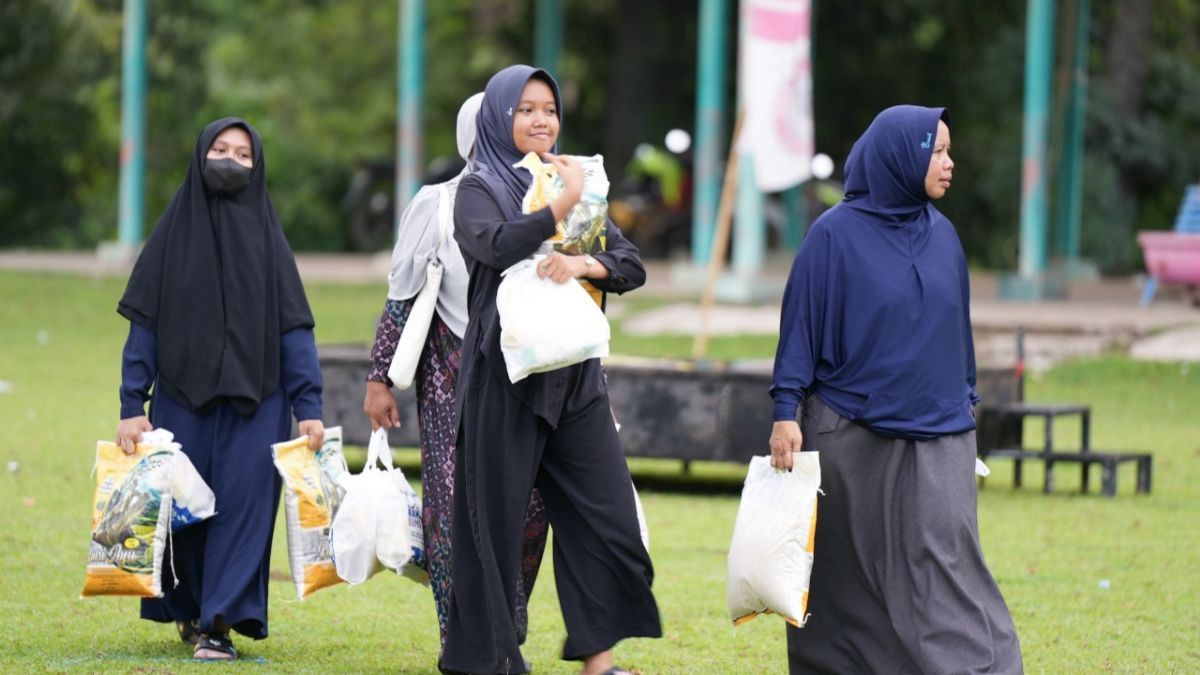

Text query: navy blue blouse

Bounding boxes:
[770,106,978,440]
[120,322,323,422]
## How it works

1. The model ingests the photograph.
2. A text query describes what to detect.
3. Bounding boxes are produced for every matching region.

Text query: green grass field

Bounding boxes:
[1,270,1197,673]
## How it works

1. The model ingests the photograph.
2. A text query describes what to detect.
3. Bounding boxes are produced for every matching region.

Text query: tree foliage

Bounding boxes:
[3,0,1198,273]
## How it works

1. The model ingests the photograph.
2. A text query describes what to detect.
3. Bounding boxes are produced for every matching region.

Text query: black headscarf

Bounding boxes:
[118,117,313,416]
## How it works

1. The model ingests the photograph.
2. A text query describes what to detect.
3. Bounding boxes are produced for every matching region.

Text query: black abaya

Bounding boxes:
[439,176,661,673]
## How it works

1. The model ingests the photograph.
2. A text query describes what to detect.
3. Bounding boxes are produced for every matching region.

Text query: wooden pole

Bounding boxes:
[692,109,745,359]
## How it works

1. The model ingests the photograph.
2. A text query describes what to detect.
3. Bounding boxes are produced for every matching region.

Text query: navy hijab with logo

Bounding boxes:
[770,105,979,439]
[471,64,562,217]
[118,117,313,416]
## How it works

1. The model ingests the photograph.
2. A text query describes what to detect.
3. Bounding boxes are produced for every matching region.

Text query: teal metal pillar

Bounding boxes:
[692,0,728,265]
[534,0,564,78]
[732,156,765,275]
[1003,0,1060,299]
[1054,0,1090,272]
[116,0,148,250]
[1019,0,1053,279]
[396,0,425,229]
[782,186,806,249]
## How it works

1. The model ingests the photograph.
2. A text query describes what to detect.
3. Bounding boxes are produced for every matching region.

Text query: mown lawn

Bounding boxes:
[1,270,1196,673]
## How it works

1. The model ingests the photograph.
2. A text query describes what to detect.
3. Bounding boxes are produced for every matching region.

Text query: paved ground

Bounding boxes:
[3,249,1197,365]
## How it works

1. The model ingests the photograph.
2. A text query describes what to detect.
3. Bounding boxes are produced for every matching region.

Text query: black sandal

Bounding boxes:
[176,619,200,645]
[193,632,238,661]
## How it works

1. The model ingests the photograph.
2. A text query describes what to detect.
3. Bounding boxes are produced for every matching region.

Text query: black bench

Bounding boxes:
[975,328,1153,497]
[979,449,1152,497]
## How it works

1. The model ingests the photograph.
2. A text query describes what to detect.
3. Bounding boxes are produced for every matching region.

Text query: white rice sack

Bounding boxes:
[271,426,349,599]
[397,472,428,584]
[727,454,821,628]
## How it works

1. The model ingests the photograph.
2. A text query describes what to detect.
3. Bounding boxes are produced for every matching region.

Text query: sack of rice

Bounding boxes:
[271,426,349,599]
[727,453,821,628]
[82,437,175,597]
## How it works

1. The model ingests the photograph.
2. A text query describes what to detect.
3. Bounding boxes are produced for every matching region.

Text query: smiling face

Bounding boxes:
[924,120,953,200]
[511,77,559,156]
[206,126,254,169]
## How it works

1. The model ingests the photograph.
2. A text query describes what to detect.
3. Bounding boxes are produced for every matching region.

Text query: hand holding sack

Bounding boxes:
[329,428,428,585]
[514,152,610,255]
[497,255,610,383]
[82,429,215,598]
[271,425,350,599]
[727,454,821,627]
[517,151,610,307]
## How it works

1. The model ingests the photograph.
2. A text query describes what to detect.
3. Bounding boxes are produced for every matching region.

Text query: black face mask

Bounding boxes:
[203,158,252,196]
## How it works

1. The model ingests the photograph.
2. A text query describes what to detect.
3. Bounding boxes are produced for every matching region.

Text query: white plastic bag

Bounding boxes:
[497,255,610,383]
[329,428,427,585]
[632,481,649,552]
[727,454,821,628]
[141,429,216,532]
[271,426,349,599]
[170,452,216,531]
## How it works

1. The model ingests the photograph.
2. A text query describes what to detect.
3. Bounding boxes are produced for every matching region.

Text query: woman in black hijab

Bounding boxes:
[114,118,325,661]
[440,65,661,675]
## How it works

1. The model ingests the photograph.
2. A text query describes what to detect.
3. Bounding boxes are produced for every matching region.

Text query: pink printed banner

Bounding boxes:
[738,0,814,192]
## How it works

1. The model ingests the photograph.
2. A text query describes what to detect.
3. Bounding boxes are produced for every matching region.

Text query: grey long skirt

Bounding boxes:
[787,396,1023,675]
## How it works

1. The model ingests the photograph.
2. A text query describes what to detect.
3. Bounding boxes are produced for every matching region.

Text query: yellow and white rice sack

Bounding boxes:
[514,151,610,306]
[82,429,215,598]
[727,453,821,628]
[271,426,349,599]
[82,436,175,597]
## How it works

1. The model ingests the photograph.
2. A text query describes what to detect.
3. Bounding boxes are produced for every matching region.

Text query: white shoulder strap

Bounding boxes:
[436,184,452,248]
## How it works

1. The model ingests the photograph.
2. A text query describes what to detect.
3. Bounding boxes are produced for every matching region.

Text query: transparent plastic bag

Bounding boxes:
[514,152,610,255]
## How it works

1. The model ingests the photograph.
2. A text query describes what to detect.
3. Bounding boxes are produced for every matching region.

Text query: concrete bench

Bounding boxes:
[318,344,1018,467]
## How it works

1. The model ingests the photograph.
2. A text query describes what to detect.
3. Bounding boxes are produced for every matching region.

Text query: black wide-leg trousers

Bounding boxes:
[440,363,661,674]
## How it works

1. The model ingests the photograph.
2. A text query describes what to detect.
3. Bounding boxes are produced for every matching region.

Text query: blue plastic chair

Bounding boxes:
[1139,184,1200,306]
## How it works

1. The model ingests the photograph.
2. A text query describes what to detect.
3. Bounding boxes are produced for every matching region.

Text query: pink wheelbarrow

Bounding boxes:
[1137,232,1200,306]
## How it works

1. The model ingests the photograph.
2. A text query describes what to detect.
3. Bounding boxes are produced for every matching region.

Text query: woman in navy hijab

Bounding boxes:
[769,106,1023,674]
[440,64,661,674]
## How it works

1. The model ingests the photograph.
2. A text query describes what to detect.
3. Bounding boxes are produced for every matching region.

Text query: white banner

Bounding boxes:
[737,0,814,193]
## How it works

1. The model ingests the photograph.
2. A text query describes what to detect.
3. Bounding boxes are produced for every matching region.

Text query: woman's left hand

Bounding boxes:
[298,419,325,450]
[537,252,587,283]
